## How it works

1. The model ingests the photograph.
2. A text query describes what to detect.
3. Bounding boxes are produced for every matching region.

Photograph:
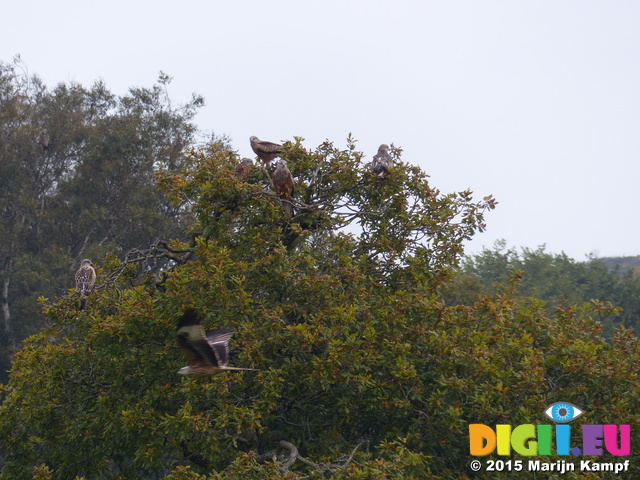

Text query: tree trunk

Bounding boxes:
[1,257,14,348]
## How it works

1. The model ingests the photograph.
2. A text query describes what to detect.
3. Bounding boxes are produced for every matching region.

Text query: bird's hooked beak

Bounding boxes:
[177,366,189,375]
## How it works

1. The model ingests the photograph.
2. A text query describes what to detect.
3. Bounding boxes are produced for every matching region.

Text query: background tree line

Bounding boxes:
[0,59,202,381]
[1,61,640,479]
[446,240,640,336]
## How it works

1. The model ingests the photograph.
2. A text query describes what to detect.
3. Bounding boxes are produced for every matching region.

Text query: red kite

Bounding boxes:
[250,136,282,168]
[75,259,96,310]
[234,158,253,181]
[371,144,393,177]
[176,308,255,377]
[273,159,294,215]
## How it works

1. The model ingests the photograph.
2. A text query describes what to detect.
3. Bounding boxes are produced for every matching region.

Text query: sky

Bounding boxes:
[2,1,639,260]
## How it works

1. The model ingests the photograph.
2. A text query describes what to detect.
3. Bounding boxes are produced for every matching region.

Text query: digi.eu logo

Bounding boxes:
[469,402,630,457]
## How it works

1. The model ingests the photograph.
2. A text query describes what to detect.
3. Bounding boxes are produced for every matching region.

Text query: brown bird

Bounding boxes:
[234,158,253,181]
[39,129,50,155]
[250,136,283,168]
[75,259,96,310]
[273,159,295,216]
[176,308,255,377]
[371,144,394,177]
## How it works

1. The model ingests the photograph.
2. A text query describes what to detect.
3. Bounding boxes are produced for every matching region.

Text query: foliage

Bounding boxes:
[0,58,203,380]
[448,240,640,334]
[0,137,501,478]
[2,63,639,480]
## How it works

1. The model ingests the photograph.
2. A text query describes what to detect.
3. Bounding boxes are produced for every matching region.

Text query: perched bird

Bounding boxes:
[176,308,255,377]
[39,129,50,155]
[273,159,295,216]
[371,144,394,177]
[234,158,253,181]
[75,259,96,310]
[250,136,283,168]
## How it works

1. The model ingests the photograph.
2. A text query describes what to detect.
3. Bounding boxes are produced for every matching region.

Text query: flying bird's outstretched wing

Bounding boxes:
[372,144,393,177]
[206,329,233,367]
[75,259,96,310]
[250,136,283,168]
[176,308,255,377]
[273,159,295,215]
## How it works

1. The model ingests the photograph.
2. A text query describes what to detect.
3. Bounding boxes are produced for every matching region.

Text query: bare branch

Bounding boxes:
[257,439,367,475]
[100,235,198,289]
[278,440,299,473]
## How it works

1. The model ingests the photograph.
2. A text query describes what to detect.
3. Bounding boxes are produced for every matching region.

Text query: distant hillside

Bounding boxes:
[600,255,640,275]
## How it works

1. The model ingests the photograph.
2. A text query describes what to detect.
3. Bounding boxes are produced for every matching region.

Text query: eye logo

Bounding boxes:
[544,402,584,423]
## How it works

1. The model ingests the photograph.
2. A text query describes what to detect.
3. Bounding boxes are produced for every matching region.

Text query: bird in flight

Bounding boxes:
[273,159,295,216]
[75,259,96,310]
[176,308,255,377]
[371,144,394,177]
[250,136,283,168]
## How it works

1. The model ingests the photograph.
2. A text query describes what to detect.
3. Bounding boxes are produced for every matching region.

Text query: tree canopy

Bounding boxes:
[448,240,640,335]
[1,64,640,480]
[0,58,202,380]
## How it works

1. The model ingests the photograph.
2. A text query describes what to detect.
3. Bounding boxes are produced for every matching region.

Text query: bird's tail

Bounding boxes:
[221,366,257,372]
[80,297,87,310]
[280,197,294,216]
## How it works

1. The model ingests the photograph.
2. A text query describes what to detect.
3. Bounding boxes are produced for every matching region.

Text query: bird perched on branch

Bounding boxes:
[176,308,255,377]
[250,136,283,168]
[75,259,96,310]
[234,158,253,181]
[371,144,393,177]
[273,159,295,216]
[39,129,49,155]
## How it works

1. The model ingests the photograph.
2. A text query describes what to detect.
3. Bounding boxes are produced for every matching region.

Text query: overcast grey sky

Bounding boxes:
[3,1,639,260]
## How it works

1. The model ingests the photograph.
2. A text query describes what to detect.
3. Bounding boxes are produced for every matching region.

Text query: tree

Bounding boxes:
[0,137,499,478]
[449,240,640,334]
[3,133,639,479]
[0,59,203,381]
